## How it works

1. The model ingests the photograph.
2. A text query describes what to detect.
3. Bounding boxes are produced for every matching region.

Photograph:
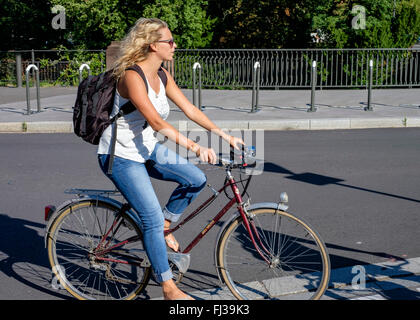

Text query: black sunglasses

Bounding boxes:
[156,38,175,47]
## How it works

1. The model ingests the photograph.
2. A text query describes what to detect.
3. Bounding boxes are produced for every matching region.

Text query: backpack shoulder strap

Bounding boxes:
[126,64,168,88]
[125,65,149,92]
[158,66,168,87]
[117,65,148,116]
[118,65,168,116]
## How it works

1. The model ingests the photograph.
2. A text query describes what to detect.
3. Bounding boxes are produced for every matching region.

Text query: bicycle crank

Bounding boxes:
[88,257,135,285]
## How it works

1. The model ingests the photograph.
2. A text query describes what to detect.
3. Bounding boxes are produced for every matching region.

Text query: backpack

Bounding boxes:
[73,64,167,174]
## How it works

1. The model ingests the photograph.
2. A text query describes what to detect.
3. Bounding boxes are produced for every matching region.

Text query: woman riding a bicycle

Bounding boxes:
[97,18,244,300]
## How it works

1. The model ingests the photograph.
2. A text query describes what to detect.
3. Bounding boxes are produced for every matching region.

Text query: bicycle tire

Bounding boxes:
[46,199,151,300]
[216,208,330,300]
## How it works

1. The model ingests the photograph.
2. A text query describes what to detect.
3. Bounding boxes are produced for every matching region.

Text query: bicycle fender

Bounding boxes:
[213,202,279,285]
[44,198,80,247]
[43,196,138,248]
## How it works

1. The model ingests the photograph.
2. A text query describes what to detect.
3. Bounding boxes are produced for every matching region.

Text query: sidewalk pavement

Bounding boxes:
[0,86,419,132]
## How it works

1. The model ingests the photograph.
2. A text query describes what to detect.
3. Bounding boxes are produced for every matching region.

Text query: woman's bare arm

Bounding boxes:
[118,70,217,163]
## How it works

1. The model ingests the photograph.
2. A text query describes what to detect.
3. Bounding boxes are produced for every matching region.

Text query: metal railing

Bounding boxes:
[1,48,420,89]
[170,48,420,89]
[0,49,105,87]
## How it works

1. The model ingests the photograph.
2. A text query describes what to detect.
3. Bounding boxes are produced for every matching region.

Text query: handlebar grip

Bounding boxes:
[230,145,234,162]
[219,146,257,168]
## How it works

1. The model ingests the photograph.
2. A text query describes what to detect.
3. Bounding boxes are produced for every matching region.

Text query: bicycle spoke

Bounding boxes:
[48,200,150,300]
[218,208,330,300]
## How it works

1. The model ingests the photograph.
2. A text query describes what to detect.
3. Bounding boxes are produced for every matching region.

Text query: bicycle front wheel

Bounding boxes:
[217,208,330,300]
[46,199,151,300]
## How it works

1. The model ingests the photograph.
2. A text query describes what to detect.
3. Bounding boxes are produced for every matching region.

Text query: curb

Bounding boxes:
[0,117,420,133]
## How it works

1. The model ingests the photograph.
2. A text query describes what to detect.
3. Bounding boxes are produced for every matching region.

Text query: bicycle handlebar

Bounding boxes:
[217,145,259,170]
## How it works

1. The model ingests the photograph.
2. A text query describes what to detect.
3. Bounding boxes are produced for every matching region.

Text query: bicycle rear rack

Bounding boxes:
[64,188,121,197]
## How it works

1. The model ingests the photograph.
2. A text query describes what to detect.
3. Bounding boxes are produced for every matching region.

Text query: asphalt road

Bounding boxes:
[0,128,419,299]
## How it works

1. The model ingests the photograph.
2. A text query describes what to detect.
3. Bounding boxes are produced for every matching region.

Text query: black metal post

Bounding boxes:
[251,61,260,113]
[365,59,373,111]
[25,64,41,114]
[308,61,317,112]
[16,53,22,88]
[192,62,202,110]
[79,63,91,83]
[31,49,35,80]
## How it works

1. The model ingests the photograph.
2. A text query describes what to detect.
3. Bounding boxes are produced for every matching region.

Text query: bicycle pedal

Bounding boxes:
[167,252,191,274]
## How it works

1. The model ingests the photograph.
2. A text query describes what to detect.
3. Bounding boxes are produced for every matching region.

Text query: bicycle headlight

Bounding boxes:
[279,192,288,203]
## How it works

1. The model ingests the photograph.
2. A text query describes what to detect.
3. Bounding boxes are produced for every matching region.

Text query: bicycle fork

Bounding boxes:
[227,173,273,265]
[245,196,289,265]
[240,207,273,265]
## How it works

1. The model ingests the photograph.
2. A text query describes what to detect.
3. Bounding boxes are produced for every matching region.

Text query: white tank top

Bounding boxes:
[97,77,170,163]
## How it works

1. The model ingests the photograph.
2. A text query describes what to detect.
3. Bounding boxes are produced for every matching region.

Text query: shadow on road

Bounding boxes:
[0,214,70,299]
[262,162,420,299]
[0,209,418,300]
[325,241,420,300]
[264,162,420,204]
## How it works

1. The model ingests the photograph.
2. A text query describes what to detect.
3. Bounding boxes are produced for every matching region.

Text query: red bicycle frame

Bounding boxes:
[94,168,272,265]
[165,170,272,264]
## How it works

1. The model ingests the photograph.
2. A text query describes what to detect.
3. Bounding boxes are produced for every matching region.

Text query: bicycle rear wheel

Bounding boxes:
[217,208,330,300]
[46,199,151,300]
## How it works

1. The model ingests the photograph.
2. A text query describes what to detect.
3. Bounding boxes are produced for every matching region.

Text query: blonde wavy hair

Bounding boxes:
[112,18,168,80]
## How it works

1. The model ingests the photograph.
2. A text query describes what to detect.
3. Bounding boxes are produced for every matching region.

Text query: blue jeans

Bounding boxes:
[98,143,206,283]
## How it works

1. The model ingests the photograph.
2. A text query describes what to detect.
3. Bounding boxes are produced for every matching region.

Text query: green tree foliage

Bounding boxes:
[208,0,316,48]
[143,0,216,48]
[311,0,420,48]
[49,0,215,49]
[209,0,420,48]
[1,0,419,50]
[391,0,420,47]
[49,0,141,49]
[0,0,62,50]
